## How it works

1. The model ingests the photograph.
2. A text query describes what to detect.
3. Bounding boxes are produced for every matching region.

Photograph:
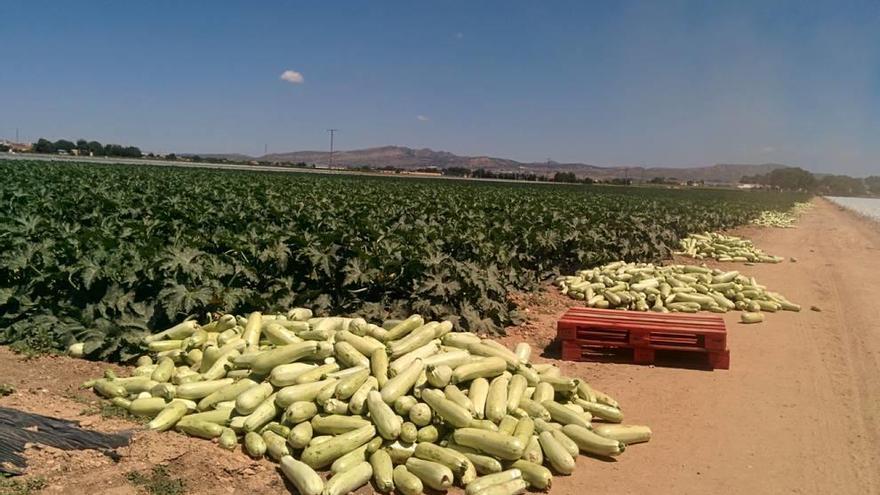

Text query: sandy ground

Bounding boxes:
[0,197,877,494]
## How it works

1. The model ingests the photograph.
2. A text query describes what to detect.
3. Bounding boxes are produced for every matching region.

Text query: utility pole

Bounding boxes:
[327,129,339,168]
[264,143,268,156]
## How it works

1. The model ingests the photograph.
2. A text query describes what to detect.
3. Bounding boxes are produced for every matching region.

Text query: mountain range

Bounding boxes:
[201,146,787,183]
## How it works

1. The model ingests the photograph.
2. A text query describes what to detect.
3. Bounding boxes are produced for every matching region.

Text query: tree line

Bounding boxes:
[741,167,880,197]
[32,138,142,158]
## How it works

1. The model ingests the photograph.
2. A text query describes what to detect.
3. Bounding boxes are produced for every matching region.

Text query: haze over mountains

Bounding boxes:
[203,145,787,183]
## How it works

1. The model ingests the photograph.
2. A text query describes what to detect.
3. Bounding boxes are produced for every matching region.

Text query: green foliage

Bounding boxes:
[0,384,14,397]
[126,466,185,495]
[0,476,47,495]
[0,160,807,359]
[818,174,868,196]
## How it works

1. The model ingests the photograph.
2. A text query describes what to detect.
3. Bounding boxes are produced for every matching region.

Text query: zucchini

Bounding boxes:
[550,428,579,456]
[147,401,188,431]
[421,389,472,428]
[514,343,531,363]
[280,456,323,495]
[427,365,453,388]
[517,399,551,421]
[330,444,370,474]
[531,382,554,404]
[506,374,527,413]
[521,435,543,464]
[311,414,371,434]
[175,378,234,400]
[370,449,395,493]
[481,478,528,495]
[334,367,370,400]
[452,357,508,384]
[408,403,432,427]
[177,420,225,439]
[416,424,440,443]
[741,312,765,324]
[218,428,238,450]
[235,381,274,415]
[389,342,440,376]
[453,428,524,460]
[574,397,623,423]
[241,311,263,350]
[128,397,167,417]
[380,358,424,404]
[393,395,418,415]
[198,378,258,411]
[405,457,453,491]
[486,375,510,423]
[512,416,535,447]
[469,377,490,419]
[562,423,625,456]
[250,341,320,374]
[463,452,502,475]
[262,430,290,461]
[282,401,318,424]
[444,384,474,415]
[367,390,402,440]
[542,400,591,429]
[382,315,424,342]
[392,465,423,495]
[287,420,313,449]
[244,431,267,458]
[301,424,376,469]
[592,424,652,444]
[510,459,552,490]
[414,443,472,480]
[387,322,438,358]
[400,422,418,444]
[498,415,518,436]
[371,348,390,388]
[275,378,336,408]
[242,393,279,432]
[295,362,340,384]
[538,430,575,475]
[465,469,522,495]
[334,341,370,369]
[268,363,317,387]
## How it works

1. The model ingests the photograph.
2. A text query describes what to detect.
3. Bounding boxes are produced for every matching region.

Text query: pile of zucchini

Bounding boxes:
[81,312,650,494]
[556,261,800,324]
[675,232,783,263]
[751,202,813,228]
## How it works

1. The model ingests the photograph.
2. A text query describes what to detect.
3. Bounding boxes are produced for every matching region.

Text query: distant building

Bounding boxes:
[0,140,32,152]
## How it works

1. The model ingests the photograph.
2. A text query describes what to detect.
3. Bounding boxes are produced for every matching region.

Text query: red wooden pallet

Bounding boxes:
[558,307,730,369]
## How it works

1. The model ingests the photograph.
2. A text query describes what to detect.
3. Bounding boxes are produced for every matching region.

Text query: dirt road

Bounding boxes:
[0,197,877,494]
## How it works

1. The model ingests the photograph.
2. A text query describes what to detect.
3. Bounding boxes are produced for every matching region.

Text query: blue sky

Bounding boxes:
[1,1,878,175]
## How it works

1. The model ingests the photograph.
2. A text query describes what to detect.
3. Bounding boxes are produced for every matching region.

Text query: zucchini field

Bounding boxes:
[0,159,807,360]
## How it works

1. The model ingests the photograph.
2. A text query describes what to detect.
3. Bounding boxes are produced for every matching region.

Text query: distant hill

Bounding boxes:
[202,146,788,183]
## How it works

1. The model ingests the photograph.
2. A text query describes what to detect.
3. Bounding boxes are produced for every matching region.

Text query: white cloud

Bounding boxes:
[454,32,464,39]
[280,70,304,84]
[417,115,430,121]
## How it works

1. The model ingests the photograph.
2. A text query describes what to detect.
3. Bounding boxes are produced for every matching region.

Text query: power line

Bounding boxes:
[327,129,339,168]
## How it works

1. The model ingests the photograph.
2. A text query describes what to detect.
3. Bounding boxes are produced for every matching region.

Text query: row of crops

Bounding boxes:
[0,160,808,361]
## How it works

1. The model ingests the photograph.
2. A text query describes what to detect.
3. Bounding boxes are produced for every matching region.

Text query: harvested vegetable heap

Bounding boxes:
[751,201,813,228]
[675,232,783,263]
[556,261,800,324]
[82,311,650,494]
